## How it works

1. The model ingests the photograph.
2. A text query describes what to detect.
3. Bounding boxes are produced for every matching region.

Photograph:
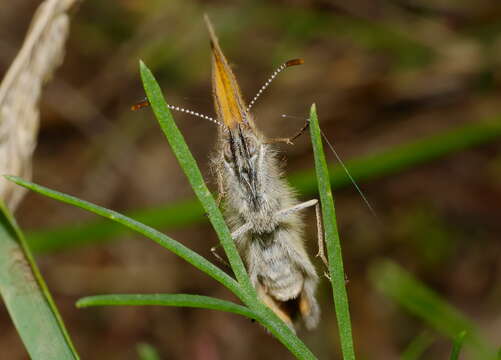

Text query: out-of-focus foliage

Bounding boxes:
[372,260,496,359]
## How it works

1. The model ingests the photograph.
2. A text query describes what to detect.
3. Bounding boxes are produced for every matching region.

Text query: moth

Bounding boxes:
[205,16,323,331]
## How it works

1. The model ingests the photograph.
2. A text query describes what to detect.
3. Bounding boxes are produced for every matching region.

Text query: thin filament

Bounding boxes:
[132,98,223,127]
[320,130,379,221]
[246,59,304,114]
[281,114,379,220]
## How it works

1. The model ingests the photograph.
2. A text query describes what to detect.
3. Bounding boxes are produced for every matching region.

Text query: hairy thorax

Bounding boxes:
[225,171,298,234]
[226,182,282,233]
[212,126,300,234]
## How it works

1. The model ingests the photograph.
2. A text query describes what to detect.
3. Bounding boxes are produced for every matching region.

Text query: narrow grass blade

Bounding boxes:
[137,343,161,360]
[401,331,435,360]
[0,201,79,359]
[27,117,501,253]
[77,293,257,320]
[139,61,316,360]
[139,60,252,294]
[309,103,355,360]
[7,181,315,360]
[28,198,204,253]
[450,331,467,360]
[371,260,496,360]
[5,175,241,298]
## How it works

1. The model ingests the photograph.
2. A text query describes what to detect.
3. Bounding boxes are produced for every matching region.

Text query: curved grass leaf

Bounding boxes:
[400,331,435,360]
[77,293,256,319]
[5,176,316,360]
[371,260,496,360]
[139,60,252,294]
[26,117,501,253]
[309,104,355,360]
[0,201,79,359]
[5,175,241,298]
[450,331,467,360]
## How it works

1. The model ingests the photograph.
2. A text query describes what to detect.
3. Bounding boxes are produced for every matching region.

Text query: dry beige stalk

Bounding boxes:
[0,0,78,210]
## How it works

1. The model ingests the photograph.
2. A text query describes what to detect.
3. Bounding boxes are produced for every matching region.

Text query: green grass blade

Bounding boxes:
[450,331,467,360]
[137,343,161,360]
[400,331,435,360]
[77,293,257,319]
[139,60,252,295]
[0,201,79,359]
[5,175,242,298]
[309,104,355,360]
[371,260,496,359]
[7,183,315,360]
[139,61,316,360]
[27,198,204,253]
[26,117,501,254]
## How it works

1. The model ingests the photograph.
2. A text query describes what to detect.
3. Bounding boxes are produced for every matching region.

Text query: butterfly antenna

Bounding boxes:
[246,58,304,114]
[168,105,223,127]
[131,98,223,127]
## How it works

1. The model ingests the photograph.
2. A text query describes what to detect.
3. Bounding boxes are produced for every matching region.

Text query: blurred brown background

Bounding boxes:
[1,0,501,359]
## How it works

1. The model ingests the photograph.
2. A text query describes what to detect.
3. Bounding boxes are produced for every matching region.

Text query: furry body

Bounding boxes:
[212,128,320,329]
[206,15,320,330]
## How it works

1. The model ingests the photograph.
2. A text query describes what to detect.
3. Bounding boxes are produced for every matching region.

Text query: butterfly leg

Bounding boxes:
[266,118,310,145]
[210,221,252,266]
[276,199,331,279]
[210,173,229,265]
[216,199,316,260]
[276,199,318,217]
[313,200,331,279]
[210,244,229,267]
[215,172,226,207]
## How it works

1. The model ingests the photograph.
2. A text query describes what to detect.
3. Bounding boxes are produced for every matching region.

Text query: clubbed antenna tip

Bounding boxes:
[131,99,150,111]
[286,58,304,67]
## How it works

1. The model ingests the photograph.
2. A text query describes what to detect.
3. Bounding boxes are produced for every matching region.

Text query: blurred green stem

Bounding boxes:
[372,260,496,360]
[401,331,436,360]
[26,116,501,253]
[450,331,467,360]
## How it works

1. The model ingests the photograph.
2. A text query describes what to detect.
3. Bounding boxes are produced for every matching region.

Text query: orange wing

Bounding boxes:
[204,15,247,130]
